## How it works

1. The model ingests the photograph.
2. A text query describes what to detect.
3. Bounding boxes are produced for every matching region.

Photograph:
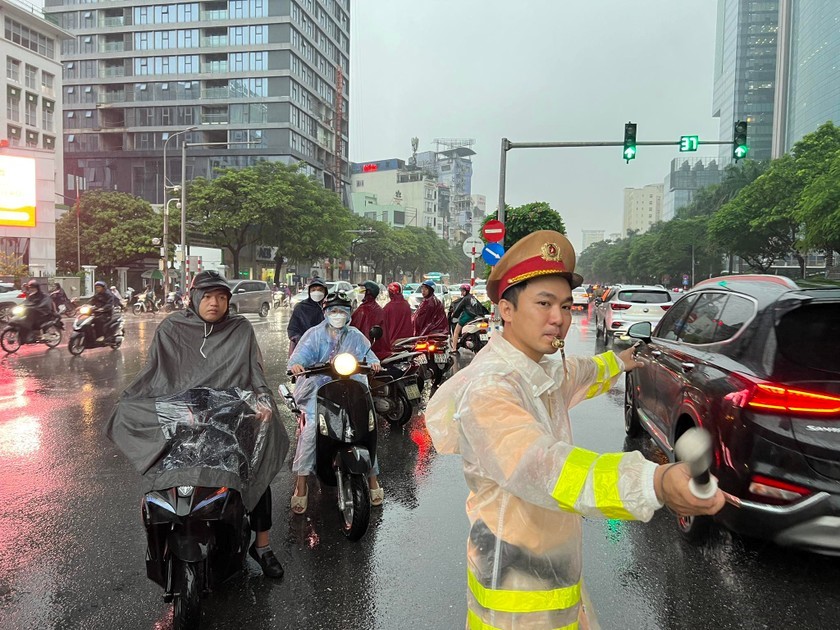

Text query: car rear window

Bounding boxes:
[776,303,840,374]
[617,290,670,304]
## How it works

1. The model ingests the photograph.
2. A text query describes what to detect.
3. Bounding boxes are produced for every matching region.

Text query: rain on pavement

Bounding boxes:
[1,309,837,629]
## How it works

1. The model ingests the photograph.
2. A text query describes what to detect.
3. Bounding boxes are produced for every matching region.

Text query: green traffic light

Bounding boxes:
[734,145,749,159]
[624,147,636,161]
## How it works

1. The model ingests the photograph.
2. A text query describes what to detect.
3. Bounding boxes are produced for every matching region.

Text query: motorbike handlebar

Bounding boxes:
[674,427,719,500]
[286,360,372,377]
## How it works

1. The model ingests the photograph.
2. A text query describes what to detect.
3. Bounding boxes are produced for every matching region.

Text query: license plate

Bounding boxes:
[434,353,447,364]
[415,354,427,365]
[480,333,488,341]
[405,383,421,400]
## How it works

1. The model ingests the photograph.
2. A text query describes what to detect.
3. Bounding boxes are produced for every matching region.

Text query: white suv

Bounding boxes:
[594,285,672,345]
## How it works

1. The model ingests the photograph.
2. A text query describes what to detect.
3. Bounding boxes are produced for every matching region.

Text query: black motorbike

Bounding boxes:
[142,389,260,630]
[392,332,453,390]
[279,353,378,541]
[68,304,124,355]
[0,305,63,354]
[368,327,425,427]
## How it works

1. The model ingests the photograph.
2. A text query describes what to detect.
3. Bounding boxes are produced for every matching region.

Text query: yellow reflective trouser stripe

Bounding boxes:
[586,352,623,399]
[467,569,582,614]
[467,608,579,630]
[593,453,636,520]
[551,447,598,512]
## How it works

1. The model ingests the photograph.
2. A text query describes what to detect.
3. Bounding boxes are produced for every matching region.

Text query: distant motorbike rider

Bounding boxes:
[90,281,116,342]
[383,282,413,346]
[50,282,70,312]
[142,284,158,311]
[19,279,54,342]
[350,281,391,360]
[412,280,448,337]
[106,270,289,578]
[288,291,383,514]
[450,283,488,351]
[110,286,125,310]
[287,278,327,355]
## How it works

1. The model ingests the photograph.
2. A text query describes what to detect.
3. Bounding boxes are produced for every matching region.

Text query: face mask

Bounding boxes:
[310,290,325,302]
[328,312,348,329]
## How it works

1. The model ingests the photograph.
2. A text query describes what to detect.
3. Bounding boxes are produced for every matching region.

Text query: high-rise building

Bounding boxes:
[581,230,604,252]
[662,158,724,221]
[712,0,779,163]
[776,0,840,152]
[622,183,663,236]
[0,0,72,275]
[43,0,350,204]
[415,139,475,243]
[349,158,439,235]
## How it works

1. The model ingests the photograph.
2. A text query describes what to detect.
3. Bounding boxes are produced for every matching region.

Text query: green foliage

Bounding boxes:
[0,252,28,279]
[485,201,567,250]
[55,190,162,274]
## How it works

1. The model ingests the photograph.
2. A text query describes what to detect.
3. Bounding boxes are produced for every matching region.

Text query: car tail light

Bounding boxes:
[748,474,811,504]
[727,374,840,417]
[610,303,631,311]
[17,292,26,298]
[428,343,437,352]
[661,305,671,311]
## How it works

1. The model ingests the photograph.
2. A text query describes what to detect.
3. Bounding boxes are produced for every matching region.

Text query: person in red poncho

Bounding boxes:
[383,282,413,346]
[350,281,391,359]
[412,280,449,337]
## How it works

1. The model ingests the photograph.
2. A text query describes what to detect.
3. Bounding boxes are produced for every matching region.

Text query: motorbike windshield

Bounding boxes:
[152,387,269,486]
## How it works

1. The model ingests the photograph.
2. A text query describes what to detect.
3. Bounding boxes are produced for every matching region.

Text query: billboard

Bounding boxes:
[0,156,37,228]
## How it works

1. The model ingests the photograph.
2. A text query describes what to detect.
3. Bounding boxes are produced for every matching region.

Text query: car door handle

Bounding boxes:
[651,350,662,357]
[681,362,696,371]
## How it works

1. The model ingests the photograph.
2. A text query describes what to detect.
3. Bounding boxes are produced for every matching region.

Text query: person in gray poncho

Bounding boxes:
[106,270,289,578]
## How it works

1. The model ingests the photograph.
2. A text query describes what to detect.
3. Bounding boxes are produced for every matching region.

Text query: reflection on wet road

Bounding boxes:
[0,310,836,629]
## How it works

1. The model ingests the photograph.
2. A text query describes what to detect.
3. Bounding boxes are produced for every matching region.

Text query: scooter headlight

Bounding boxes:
[79,305,93,316]
[177,485,194,497]
[11,305,25,316]
[333,353,358,376]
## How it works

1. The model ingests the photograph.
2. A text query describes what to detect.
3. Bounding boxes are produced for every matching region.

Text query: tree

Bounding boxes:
[55,190,162,275]
[487,201,567,250]
[799,151,840,266]
[0,252,28,279]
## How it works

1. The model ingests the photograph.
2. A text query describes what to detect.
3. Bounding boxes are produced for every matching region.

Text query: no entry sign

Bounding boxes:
[482,220,506,243]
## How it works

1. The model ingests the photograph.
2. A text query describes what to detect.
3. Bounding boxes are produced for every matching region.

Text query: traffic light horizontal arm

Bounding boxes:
[504,140,737,151]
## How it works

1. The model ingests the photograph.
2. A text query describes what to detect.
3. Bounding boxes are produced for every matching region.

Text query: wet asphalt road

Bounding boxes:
[0,309,838,630]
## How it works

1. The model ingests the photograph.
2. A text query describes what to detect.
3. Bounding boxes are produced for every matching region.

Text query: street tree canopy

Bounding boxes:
[55,190,162,275]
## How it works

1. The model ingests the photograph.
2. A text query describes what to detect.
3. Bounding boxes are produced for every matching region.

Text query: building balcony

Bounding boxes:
[101,17,125,28]
[201,10,229,21]
[202,63,228,74]
[100,69,126,78]
[201,113,229,124]
[201,36,228,47]
[101,42,125,53]
[99,91,126,104]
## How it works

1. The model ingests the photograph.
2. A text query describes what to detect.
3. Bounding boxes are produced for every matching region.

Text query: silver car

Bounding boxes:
[228,280,272,317]
[0,284,27,322]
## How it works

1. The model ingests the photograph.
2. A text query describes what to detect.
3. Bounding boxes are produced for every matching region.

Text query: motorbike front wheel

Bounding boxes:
[42,325,62,348]
[338,472,370,541]
[132,303,143,315]
[68,333,85,356]
[384,389,413,427]
[172,560,202,630]
[0,327,21,353]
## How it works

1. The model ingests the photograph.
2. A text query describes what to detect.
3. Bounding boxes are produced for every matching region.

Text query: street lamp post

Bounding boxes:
[179,140,260,287]
[162,126,196,295]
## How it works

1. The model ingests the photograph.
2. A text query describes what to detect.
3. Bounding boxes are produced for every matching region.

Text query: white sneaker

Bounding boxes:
[96,336,105,342]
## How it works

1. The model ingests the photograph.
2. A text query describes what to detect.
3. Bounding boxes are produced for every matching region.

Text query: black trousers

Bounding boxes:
[249,487,272,532]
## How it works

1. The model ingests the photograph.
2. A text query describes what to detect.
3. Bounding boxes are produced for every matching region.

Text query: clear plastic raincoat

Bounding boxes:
[289,318,379,475]
[426,333,662,629]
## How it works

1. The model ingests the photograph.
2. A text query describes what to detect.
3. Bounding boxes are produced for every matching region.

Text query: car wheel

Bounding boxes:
[675,426,713,543]
[624,374,643,437]
[259,302,270,318]
[602,322,611,346]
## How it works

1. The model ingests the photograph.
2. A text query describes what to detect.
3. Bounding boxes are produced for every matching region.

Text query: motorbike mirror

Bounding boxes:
[627,321,652,342]
[369,325,383,341]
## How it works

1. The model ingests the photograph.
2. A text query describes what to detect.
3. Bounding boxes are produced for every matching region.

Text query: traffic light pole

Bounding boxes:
[497,137,737,234]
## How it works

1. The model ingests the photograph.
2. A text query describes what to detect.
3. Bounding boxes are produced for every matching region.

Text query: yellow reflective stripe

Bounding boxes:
[467,608,579,630]
[468,569,582,614]
[551,447,598,512]
[585,356,606,399]
[603,351,622,379]
[593,453,636,520]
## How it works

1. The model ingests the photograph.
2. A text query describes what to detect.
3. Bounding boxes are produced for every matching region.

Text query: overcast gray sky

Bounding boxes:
[349,0,720,249]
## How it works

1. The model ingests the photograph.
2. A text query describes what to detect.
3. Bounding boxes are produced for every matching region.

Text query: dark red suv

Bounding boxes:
[625,275,840,554]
